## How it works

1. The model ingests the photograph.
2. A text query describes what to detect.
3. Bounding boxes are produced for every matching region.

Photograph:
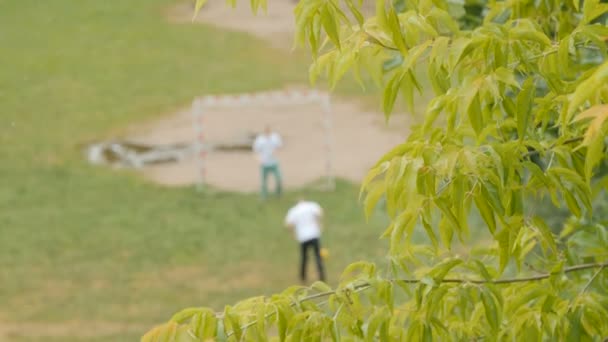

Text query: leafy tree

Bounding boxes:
[144,0,608,340]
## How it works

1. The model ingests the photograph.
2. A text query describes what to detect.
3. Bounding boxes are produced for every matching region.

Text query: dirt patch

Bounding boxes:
[167,1,298,49]
[117,1,411,192]
[167,0,376,49]
[127,98,408,192]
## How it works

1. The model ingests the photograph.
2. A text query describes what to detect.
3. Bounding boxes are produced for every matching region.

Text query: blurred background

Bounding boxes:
[0,1,413,340]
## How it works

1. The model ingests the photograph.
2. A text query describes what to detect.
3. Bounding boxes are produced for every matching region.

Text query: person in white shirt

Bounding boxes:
[253,125,283,198]
[285,199,326,283]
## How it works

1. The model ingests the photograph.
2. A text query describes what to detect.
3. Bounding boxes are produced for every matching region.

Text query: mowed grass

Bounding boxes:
[0,1,389,340]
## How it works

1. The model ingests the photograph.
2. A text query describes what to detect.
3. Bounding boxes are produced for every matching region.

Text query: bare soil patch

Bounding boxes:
[127,98,408,192]
[118,1,410,192]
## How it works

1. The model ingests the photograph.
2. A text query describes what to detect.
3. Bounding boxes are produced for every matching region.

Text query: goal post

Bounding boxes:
[191,89,335,192]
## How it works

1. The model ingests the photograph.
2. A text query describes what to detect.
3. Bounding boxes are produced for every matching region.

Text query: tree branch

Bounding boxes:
[508,43,602,69]
[400,261,608,285]
[522,136,584,159]
[222,262,607,337]
[225,285,370,337]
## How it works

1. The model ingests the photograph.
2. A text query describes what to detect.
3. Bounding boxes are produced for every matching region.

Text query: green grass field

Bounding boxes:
[0,1,390,340]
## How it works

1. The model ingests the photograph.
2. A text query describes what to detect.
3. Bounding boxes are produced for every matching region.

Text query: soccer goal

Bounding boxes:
[191,89,335,192]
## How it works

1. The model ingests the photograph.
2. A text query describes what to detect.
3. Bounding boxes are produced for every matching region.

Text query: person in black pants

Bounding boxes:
[285,199,326,283]
[299,237,326,282]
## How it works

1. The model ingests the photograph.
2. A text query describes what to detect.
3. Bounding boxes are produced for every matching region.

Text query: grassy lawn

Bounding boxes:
[0,1,389,340]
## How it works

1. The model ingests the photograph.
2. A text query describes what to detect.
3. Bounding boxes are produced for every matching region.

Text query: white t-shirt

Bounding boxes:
[285,201,323,242]
[253,133,282,166]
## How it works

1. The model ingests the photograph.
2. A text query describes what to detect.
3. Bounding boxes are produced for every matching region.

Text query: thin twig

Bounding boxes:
[508,42,601,69]
[522,136,584,159]
[226,285,369,337]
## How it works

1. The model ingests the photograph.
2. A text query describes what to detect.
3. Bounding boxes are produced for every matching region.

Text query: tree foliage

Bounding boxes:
[144,0,608,340]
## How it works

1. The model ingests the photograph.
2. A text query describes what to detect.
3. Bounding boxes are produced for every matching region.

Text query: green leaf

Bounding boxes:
[202,312,217,339]
[430,258,463,281]
[390,210,417,253]
[250,0,261,15]
[496,229,509,272]
[428,8,459,33]
[420,275,437,287]
[439,217,454,250]
[365,308,389,342]
[532,217,557,254]
[523,161,549,186]
[421,217,439,249]
[277,306,287,342]
[568,62,608,119]
[583,0,607,23]
[448,37,472,68]
[387,7,407,55]
[404,41,432,70]
[494,67,520,89]
[255,304,267,340]
[308,16,321,59]
[372,144,410,169]
[360,161,389,198]
[321,4,341,50]
[468,94,483,135]
[585,134,604,182]
[480,182,505,217]
[516,78,535,141]
[171,307,208,323]
[345,0,364,26]
[430,36,449,65]
[341,261,376,280]
[401,72,415,113]
[377,280,394,310]
[509,28,552,47]
[480,288,500,333]
[473,260,493,281]
[422,323,433,342]
[194,0,209,19]
[563,190,582,217]
[383,69,405,118]
[376,0,388,25]
[427,286,449,319]
[309,50,334,84]
[311,281,331,293]
[330,51,356,89]
[574,104,608,142]
[364,181,385,219]
[435,197,462,237]
[558,37,571,74]
[226,312,242,340]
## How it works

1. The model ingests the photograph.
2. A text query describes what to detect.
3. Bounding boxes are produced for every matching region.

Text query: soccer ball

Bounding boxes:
[320,248,329,259]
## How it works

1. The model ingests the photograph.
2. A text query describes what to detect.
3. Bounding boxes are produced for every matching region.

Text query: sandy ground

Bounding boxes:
[126,1,409,192]
[129,99,408,192]
[167,0,300,49]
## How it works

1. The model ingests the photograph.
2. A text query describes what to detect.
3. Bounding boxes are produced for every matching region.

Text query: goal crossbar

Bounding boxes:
[191,89,335,192]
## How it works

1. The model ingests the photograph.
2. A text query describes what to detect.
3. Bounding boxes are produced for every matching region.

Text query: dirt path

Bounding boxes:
[129,99,408,192]
[167,0,299,49]
[125,1,409,192]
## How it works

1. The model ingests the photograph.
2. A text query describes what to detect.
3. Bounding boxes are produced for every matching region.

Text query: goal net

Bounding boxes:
[191,89,335,192]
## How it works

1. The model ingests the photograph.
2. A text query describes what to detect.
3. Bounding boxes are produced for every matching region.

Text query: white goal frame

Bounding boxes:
[191,89,335,192]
